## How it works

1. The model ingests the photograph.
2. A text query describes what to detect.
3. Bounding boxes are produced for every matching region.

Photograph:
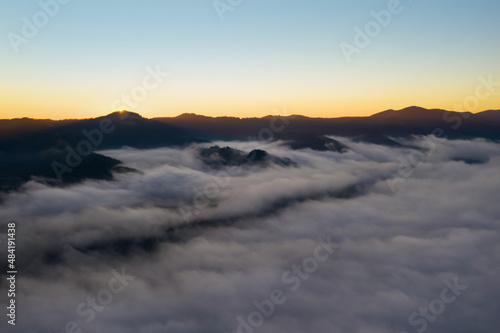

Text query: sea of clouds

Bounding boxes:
[0,136,499,333]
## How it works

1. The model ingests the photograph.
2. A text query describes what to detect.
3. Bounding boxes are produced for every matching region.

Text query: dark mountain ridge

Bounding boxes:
[154,106,500,141]
[1,107,499,193]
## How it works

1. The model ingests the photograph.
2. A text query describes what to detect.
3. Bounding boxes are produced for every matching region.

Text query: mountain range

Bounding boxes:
[1,106,498,193]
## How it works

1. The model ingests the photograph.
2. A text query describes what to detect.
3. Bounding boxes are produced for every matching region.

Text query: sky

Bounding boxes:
[0,0,499,119]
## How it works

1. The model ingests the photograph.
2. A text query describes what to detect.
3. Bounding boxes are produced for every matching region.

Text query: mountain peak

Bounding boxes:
[370,106,449,120]
[105,110,144,120]
[176,113,211,119]
[399,106,428,113]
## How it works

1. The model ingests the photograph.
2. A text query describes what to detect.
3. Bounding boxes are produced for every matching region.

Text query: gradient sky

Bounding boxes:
[1,0,499,119]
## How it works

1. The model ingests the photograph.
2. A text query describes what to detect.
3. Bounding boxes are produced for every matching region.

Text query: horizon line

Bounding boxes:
[1,105,498,122]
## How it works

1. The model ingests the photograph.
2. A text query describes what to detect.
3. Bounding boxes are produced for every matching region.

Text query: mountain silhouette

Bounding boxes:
[1,107,499,193]
[477,109,500,123]
[155,106,500,141]
[0,111,203,192]
[0,111,203,153]
[198,146,296,169]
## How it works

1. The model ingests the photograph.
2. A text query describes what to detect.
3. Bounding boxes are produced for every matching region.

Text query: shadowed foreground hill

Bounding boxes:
[0,111,204,192]
[0,151,128,192]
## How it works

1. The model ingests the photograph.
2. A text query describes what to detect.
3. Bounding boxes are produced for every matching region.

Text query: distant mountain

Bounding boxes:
[369,106,464,120]
[477,109,500,123]
[0,117,74,140]
[155,106,500,142]
[0,111,204,153]
[4,107,498,147]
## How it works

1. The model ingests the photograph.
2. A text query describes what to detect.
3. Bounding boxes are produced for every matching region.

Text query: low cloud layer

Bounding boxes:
[1,136,499,333]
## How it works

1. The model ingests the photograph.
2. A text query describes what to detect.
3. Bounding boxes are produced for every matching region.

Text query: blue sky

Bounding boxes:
[1,0,499,119]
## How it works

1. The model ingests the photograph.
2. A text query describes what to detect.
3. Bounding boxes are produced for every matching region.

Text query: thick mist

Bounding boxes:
[0,136,499,333]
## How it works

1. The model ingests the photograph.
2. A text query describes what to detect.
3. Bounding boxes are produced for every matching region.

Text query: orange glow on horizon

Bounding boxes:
[0,93,499,120]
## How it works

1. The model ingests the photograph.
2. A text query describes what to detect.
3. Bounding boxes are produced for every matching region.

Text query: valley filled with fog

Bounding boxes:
[1,136,499,333]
